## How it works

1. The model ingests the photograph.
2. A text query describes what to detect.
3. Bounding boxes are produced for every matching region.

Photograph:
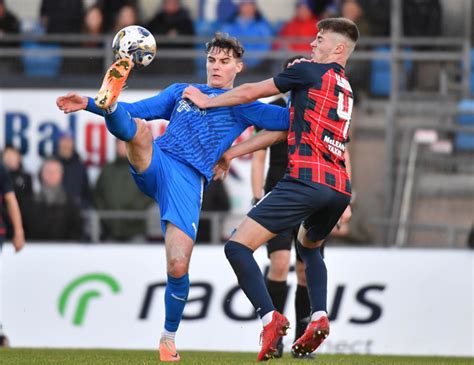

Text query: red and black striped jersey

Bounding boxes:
[273,61,353,196]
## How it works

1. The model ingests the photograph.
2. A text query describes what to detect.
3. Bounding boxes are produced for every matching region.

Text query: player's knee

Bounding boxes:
[269,256,290,279]
[224,240,248,261]
[269,265,289,280]
[167,258,189,278]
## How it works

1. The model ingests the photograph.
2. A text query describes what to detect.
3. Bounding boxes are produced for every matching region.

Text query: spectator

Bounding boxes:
[0,0,19,37]
[196,179,231,243]
[403,0,443,91]
[94,140,153,241]
[112,5,138,34]
[147,0,194,42]
[403,0,442,37]
[78,5,105,74]
[0,0,20,73]
[145,0,195,74]
[358,0,389,36]
[0,161,25,348]
[2,145,32,240]
[1,145,33,208]
[55,131,92,209]
[340,0,370,96]
[97,0,137,33]
[40,0,84,34]
[216,0,238,23]
[275,0,319,53]
[306,0,336,18]
[82,5,104,42]
[22,158,83,241]
[340,0,370,36]
[221,0,273,70]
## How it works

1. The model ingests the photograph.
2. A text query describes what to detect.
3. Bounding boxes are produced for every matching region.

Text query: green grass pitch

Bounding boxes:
[1,349,473,365]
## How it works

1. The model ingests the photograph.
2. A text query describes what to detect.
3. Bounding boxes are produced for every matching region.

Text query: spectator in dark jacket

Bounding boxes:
[147,0,195,43]
[196,179,231,243]
[2,145,32,208]
[0,0,19,36]
[55,132,91,208]
[97,0,137,33]
[0,0,20,72]
[146,0,195,74]
[23,158,83,241]
[40,0,84,34]
[2,145,32,239]
[94,140,153,241]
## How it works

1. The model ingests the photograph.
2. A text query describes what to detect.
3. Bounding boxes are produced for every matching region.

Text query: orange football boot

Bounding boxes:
[159,338,181,362]
[94,58,133,109]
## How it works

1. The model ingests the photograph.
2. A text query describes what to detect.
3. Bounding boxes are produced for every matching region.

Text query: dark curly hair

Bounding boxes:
[205,32,245,59]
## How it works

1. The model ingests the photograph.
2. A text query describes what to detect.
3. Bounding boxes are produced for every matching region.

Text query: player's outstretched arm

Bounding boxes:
[183,78,280,109]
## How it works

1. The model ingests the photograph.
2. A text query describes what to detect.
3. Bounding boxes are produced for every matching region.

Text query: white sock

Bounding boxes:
[104,103,118,114]
[161,330,176,342]
[311,311,327,322]
[261,310,275,327]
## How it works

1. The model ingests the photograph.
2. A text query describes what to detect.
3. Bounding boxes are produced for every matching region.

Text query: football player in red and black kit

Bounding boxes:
[183,17,358,361]
[251,56,324,360]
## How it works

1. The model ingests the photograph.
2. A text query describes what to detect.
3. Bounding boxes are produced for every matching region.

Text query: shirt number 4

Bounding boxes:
[337,91,353,139]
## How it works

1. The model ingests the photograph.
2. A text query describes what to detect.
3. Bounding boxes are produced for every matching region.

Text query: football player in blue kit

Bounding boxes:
[56,32,289,362]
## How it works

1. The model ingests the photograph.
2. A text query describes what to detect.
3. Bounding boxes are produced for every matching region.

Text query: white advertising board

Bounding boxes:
[1,245,472,357]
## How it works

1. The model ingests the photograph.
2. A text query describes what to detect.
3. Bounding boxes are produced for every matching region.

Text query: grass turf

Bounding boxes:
[0,349,472,364]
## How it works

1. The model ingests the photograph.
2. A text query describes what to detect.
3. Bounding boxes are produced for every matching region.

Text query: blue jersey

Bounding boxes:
[114,83,289,181]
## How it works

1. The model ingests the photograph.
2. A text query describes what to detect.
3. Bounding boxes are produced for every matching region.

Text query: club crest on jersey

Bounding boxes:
[177,99,206,116]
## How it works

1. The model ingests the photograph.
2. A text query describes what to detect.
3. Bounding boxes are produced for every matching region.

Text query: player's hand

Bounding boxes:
[339,205,352,225]
[182,86,210,109]
[12,230,25,253]
[56,92,88,114]
[213,152,232,181]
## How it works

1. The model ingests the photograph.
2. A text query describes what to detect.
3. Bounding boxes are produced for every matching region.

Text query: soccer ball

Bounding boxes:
[112,25,156,68]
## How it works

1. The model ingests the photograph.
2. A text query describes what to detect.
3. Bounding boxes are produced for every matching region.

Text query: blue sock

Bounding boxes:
[164,274,189,332]
[296,240,327,314]
[224,240,274,318]
[104,103,137,141]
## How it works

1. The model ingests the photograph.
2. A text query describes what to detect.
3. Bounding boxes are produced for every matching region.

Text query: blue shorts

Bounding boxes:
[248,176,350,242]
[130,144,204,241]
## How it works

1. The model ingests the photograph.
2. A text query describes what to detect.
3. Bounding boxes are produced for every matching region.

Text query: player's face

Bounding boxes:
[310,30,340,63]
[206,48,243,89]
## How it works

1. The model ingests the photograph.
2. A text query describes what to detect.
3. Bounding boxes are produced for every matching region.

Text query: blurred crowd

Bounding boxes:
[0,0,463,245]
[0,138,235,244]
[0,0,449,94]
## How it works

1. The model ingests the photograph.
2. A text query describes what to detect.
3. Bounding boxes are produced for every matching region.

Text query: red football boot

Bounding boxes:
[291,315,329,357]
[257,311,290,362]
